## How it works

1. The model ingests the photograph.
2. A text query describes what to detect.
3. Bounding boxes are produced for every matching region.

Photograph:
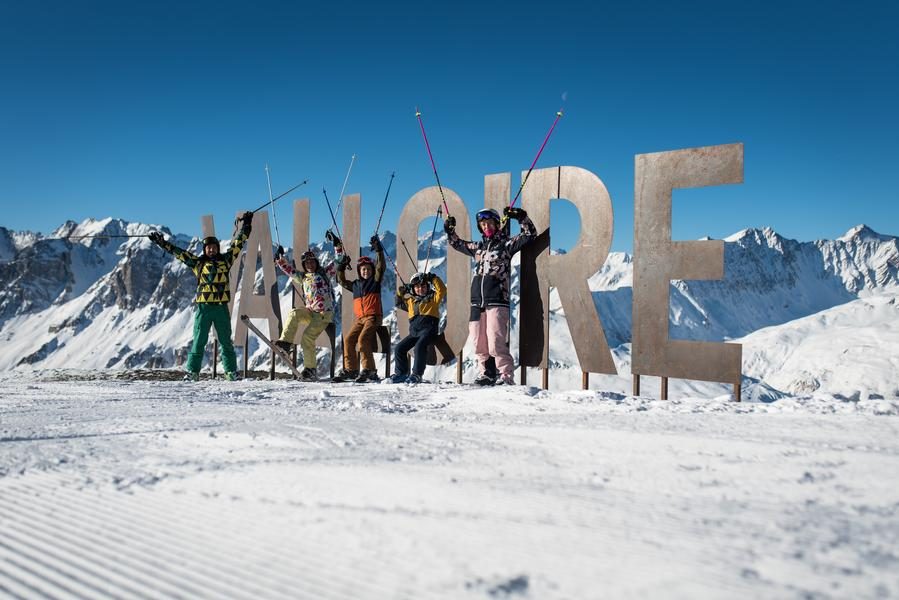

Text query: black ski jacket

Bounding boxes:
[447,216,537,311]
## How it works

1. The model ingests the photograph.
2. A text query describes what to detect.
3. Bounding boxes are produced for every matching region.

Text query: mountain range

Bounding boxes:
[0,219,896,399]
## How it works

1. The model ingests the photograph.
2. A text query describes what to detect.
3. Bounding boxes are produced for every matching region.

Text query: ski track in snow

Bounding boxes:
[1,375,898,599]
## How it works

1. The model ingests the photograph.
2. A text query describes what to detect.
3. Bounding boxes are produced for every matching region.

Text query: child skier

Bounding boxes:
[273,247,337,381]
[389,272,446,384]
[333,234,386,383]
[148,212,253,381]
[444,206,536,385]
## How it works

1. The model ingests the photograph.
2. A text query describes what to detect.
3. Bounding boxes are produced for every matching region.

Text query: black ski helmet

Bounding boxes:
[410,272,428,286]
[202,236,220,251]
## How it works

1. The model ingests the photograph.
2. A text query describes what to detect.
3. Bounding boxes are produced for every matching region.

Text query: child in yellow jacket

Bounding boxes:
[389,272,446,384]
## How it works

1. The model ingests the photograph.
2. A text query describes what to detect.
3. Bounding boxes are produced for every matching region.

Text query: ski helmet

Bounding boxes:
[476,208,501,224]
[357,256,374,269]
[410,272,428,286]
[476,208,501,237]
[202,236,220,250]
[300,250,319,269]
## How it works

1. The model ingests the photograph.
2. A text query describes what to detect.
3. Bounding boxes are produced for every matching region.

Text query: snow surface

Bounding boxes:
[1,372,898,599]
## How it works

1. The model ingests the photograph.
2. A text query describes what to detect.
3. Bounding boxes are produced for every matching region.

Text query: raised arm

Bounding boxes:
[430,274,447,303]
[224,212,254,268]
[335,252,353,292]
[369,235,387,283]
[148,231,198,268]
[444,215,478,257]
[503,208,537,254]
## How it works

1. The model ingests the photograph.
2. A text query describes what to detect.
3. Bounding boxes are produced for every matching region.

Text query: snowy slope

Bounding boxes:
[0,374,897,599]
[738,292,899,399]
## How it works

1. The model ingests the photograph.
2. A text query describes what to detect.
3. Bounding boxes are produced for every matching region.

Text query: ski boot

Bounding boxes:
[474,373,494,386]
[332,369,359,383]
[300,368,318,382]
[183,371,200,382]
[406,374,422,385]
[224,371,239,381]
[355,369,380,383]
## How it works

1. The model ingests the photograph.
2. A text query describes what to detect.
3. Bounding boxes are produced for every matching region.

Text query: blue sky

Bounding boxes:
[1,0,896,253]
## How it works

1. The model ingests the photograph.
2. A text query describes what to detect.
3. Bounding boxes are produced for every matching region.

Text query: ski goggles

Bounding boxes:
[476,210,500,222]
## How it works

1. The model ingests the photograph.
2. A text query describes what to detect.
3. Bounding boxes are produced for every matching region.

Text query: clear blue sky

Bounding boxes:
[1,0,896,253]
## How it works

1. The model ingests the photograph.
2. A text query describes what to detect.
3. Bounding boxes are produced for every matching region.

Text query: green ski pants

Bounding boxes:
[187,303,237,374]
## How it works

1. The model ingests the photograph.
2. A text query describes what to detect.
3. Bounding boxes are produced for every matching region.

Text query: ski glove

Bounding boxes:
[370,234,383,252]
[325,230,342,248]
[148,231,165,246]
[503,207,527,221]
[336,253,351,268]
[275,245,285,259]
[398,284,409,296]
[240,211,254,234]
[443,215,456,234]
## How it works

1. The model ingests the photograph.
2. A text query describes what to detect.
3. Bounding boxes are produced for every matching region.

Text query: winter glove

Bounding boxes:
[443,215,456,234]
[503,206,527,221]
[325,230,342,248]
[275,245,285,259]
[370,234,383,253]
[336,253,351,268]
[240,211,254,234]
[274,256,290,272]
[148,231,165,246]
[398,284,409,296]
[424,272,436,282]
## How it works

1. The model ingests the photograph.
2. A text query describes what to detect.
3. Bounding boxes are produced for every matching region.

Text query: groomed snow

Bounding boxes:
[1,372,897,599]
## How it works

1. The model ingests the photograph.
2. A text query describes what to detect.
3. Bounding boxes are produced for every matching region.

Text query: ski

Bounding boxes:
[240,315,304,380]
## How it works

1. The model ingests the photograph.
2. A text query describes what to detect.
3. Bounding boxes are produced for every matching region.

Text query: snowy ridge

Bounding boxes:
[0,218,897,399]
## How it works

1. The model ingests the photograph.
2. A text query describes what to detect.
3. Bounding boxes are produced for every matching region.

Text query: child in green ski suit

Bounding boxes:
[148,211,252,381]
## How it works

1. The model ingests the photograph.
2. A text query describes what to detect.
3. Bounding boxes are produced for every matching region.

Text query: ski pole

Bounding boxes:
[53,234,153,240]
[382,242,407,286]
[322,188,343,241]
[333,154,357,217]
[400,237,418,272]
[265,164,282,247]
[415,108,450,216]
[251,179,309,213]
[423,205,442,274]
[373,171,396,236]
[509,109,564,211]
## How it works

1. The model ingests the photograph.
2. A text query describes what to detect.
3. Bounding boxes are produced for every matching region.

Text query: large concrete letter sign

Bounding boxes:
[288,199,333,350]
[338,194,361,333]
[233,210,282,344]
[632,143,743,384]
[519,167,616,374]
[396,187,471,351]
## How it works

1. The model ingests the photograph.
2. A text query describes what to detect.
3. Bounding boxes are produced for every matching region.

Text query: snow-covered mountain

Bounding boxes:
[0,218,896,399]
